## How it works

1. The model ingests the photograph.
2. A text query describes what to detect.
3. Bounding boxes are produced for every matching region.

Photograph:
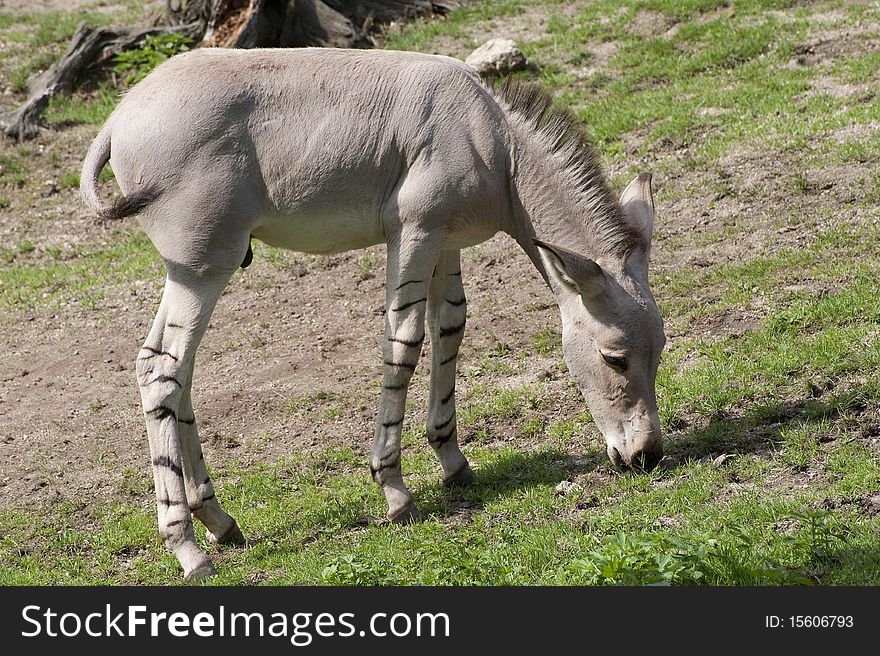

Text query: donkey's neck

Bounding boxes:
[505,130,608,281]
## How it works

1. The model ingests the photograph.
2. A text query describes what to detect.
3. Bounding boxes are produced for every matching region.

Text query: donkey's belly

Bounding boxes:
[251,209,385,254]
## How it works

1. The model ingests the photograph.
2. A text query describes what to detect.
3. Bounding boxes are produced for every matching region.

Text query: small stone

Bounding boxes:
[554,480,580,496]
[465,38,527,77]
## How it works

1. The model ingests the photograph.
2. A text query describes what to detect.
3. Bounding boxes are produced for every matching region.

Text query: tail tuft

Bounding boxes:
[97,188,161,221]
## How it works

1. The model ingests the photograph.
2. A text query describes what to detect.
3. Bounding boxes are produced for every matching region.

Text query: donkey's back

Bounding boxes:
[88,48,512,264]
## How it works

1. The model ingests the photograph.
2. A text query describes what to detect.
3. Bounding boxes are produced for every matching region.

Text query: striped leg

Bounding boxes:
[371,233,439,523]
[426,251,474,486]
[136,271,230,581]
[177,360,245,547]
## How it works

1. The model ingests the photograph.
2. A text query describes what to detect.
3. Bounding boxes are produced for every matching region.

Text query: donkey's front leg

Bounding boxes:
[371,234,439,523]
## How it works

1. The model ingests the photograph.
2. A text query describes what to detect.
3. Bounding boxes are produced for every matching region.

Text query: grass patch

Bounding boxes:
[284,390,342,414]
[532,327,561,357]
[0,152,28,187]
[2,441,878,585]
[44,84,120,127]
[459,383,545,426]
[0,229,161,310]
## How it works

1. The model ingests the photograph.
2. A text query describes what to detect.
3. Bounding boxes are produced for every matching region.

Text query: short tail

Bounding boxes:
[80,124,159,220]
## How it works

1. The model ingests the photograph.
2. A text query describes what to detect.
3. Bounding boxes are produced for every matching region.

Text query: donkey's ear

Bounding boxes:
[619,172,655,248]
[533,238,607,299]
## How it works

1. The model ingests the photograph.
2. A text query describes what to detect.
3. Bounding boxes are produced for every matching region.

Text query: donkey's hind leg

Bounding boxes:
[426,250,474,486]
[370,229,442,523]
[137,269,233,581]
[177,360,245,546]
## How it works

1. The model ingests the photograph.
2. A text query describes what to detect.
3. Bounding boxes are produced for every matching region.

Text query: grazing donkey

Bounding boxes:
[81,47,665,580]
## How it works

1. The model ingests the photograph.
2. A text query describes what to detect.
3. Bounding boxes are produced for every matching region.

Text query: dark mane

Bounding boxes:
[487,76,642,257]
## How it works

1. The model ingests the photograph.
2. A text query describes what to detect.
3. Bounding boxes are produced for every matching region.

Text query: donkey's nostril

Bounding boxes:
[631,445,663,472]
[608,446,627,471]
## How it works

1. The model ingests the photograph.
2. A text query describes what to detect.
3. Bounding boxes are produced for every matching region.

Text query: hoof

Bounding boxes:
[209,522,246,546]
[443,463,476,488]
[387,501,422,524]
[184,561,217,582]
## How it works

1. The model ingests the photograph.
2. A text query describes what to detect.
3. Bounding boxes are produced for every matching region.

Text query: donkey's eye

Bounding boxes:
[601,352,628,371]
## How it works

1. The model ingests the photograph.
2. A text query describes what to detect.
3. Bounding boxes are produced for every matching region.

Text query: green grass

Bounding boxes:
[2,440,877,585]
[0,229,161,310]
[657,220,880,329]
[459,383,545,427]
[357,252,378,280]
[532,327,561,357]
[283,390,342,414]
[0,152,28,187]
[44,83,120,127]
[385,0,879,169]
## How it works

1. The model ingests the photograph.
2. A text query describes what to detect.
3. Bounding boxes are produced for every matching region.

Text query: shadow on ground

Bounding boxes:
[660,388,877,470]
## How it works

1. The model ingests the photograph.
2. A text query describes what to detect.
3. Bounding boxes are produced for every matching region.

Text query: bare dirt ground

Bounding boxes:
[0,2,877,517]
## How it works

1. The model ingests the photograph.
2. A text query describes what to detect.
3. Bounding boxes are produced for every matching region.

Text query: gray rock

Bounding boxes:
[554,480,580,496]
[465,38,527,76]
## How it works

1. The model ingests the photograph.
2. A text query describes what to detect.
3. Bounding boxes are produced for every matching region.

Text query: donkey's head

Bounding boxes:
[535,173,665,471]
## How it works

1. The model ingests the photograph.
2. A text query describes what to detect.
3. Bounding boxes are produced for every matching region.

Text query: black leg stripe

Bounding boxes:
[166,519,190,528]
[440,321,466,338]
[394,279,423,290]
[153,456,183,477]
[388,334,424,347]
[429,427,455,447]
[138,347,179,362]
[150,374,182,388]
[450,270,462,277]
[382,417,404,428]
[446,297,466,307]
[391,297,427,312]
[379,453,400,470]
[384,359,416,372]
[435,415,454,430]
[179,416,195,425]
[383,383,406,390]
[202,476,211,486]
[441,388,455,405]
[145,406,177,421]
[166,323,185,330]
[158,498,184,507]
[440,353,457,366]
[202,493,215,502]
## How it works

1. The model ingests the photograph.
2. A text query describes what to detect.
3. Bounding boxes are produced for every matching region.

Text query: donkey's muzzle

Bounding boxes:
[608,443,663,473]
